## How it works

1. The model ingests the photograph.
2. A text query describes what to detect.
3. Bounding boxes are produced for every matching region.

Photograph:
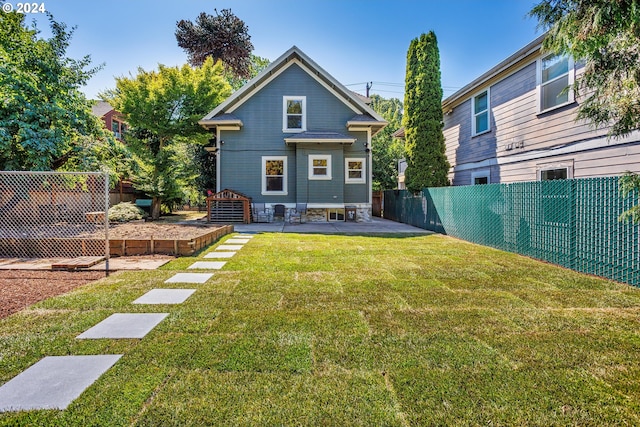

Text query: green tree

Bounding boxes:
[369,95,404,190]
[530,0,640,138]
[176,8,253,79]
[402,31,449,192]
[106,58,231,219]
[0,11,126,176]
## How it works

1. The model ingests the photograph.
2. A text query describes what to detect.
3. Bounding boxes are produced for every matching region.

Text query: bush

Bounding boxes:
[108,202,147,222]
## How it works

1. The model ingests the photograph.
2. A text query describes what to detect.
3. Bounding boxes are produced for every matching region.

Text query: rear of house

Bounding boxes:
[200,46,386,222]
[442,34,640,186]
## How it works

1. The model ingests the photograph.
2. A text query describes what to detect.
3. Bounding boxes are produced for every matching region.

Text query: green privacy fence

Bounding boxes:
[384,177,640,287]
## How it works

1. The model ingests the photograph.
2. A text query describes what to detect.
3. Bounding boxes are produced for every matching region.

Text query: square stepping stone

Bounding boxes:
[77,313,169,339]
[216,244,244,251]
[164,273,213,284]
[132,289,196,305]
[204,251,236,259]
[225,238,250,244]
[0,354,122,411]
[188,261,226,270]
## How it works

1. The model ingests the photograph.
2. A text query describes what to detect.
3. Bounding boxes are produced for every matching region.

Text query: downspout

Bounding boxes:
[216,127,221,193]
[367,127,373,207]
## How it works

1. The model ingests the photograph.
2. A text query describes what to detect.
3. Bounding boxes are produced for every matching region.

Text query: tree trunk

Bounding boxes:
[151,197,161,220]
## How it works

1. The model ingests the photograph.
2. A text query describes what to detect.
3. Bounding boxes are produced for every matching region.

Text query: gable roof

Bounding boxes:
[199,46,387,135]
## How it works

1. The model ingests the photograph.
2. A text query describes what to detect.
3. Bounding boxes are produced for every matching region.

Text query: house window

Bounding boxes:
[327,208,345,221]
[345,158,366,184]
[309,155,332,180]
[262,156,288,195]
[540,168,568,181]
[471,170,490,185]
[539,54,574,112]
[472,90,490,135]
[283,96,306,132]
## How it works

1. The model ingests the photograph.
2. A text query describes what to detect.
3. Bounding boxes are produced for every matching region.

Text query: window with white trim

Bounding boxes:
[472,90,490,135]
[283,96,306,132]
[345,158,366,184]
[471,170,490,185]
[537,161,574,181]
[262,156,287,195]
[309,155,331,180]
[538,54,574,112]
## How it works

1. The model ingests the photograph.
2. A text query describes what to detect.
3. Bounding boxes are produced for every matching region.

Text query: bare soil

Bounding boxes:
[0,221,215,319]
[0,270,105,319]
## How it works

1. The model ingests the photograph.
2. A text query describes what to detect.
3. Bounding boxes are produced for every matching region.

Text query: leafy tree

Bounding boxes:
[402,31,450,192]
[176,8,253,78]
[369,95,404,190]
[225,54,270,91]
[106,58,231,218]
[530,0,640,138]
[0,11,126,177]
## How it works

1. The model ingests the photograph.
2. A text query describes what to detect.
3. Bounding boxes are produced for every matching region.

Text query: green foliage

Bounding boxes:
[619,172,640,223]
[176,8,253,78]
[530,0,640,137]
[225,54,270,91]
[105,58,231,218]
[0,11,127,178]
[369,95,404,190]
[107,202,146,222]
[402,31,450,192]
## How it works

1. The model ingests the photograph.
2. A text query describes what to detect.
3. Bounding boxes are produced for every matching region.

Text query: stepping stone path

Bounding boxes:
[0,355,122,411]
[0,233,255,412]
[188,261,226,270]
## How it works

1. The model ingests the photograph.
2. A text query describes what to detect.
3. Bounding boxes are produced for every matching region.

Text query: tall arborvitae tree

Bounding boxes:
[402,31,449,192]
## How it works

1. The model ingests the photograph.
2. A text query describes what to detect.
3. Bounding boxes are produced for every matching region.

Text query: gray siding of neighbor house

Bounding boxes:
[444,58,640,185]
[218,63,370,204]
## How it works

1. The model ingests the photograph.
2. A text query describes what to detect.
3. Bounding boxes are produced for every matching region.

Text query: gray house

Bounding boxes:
[199,46,387,222]
[442,34,640,185]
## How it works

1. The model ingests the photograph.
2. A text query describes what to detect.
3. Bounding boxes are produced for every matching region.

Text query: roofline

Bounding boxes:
[201,45,387,125]
[442,33,546,110]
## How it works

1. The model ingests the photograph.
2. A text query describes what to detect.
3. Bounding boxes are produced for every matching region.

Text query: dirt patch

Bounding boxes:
[0,270,105,319]
[94,221,216,240]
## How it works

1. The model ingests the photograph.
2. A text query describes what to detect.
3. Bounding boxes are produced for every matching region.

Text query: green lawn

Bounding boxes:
[1,233,640,426]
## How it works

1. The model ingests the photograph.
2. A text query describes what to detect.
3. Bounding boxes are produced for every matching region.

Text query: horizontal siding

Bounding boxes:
[445,53,640,184]
[219,63,368,203]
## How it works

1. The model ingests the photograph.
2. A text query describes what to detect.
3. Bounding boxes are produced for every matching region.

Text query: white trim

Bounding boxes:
[345,157,366,184]
[537,54,575,114]
[471,88,490,136]
[261,156,288,195]
[308,154,332,180]
[283,96,307,133]
[471,169,490,185]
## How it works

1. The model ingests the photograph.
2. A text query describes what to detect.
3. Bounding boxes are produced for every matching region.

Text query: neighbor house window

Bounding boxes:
[262,156,287,195]
[538,54,574,112]
[540,168,568,181]
[472,89,490,135]
[283,96,306,132]
[471,170,490,185]
[309,155,331,180]
[345,158,366,184]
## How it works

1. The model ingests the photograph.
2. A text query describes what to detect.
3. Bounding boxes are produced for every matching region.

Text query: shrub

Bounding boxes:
[108,202,147,222]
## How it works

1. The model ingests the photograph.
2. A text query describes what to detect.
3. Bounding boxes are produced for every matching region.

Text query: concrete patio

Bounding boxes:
[233,216,431,235]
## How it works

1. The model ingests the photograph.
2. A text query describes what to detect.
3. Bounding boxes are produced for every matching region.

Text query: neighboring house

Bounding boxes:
[199,46,387,222]
[442,34,640,185]
[91,101,127,141]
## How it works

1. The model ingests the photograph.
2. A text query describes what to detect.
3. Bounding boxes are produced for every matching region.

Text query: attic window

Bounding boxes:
[283,96,306,132]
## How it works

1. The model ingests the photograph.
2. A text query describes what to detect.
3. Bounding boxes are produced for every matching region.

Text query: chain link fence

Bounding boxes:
[0,172,109,270]
[384,177,640,287]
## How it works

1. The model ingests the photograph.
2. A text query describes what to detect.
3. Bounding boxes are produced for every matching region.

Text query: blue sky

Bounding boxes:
[27,0,542,100]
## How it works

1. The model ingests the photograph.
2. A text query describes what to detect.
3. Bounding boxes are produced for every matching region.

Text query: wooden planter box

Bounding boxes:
[0,225,233,258]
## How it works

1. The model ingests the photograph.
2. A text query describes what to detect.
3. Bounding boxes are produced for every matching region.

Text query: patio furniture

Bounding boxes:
[289,203,307,224]
[273,204,285,221]
[252,203,271,223]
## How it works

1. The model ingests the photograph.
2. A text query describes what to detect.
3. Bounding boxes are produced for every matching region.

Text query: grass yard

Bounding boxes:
[1,233,640,425]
